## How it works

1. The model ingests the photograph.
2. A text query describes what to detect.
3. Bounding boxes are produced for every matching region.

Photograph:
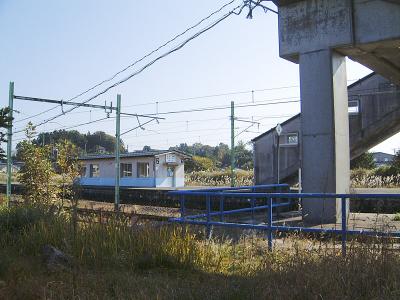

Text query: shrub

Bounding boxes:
[0,205,50,234]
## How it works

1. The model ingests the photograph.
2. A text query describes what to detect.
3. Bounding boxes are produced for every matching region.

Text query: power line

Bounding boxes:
[13,116,113,138]
[123,85,300,108]
[29,1,248,129]
[12,114,141,135]
[64,0,239,104]
[13,98,299,136]
[13,106,59,124]
[14,0,241,125]
[143,98,300,116]
[12,77,375,125]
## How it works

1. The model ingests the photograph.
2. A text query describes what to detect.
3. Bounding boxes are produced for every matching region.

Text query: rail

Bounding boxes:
[168,187,400,256]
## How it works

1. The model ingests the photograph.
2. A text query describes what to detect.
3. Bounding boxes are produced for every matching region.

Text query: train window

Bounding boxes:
[90,164,99,177]
[137,162,149,178]
[120,163,132,177]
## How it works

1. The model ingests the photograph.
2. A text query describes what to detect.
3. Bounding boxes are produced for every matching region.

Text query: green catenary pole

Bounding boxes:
[6,82,14,206]
[114,94,121,211]
[230,101,235,187]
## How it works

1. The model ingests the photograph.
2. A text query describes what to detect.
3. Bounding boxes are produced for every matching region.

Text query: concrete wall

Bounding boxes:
[278,0,353,62]
[253,73,400,185]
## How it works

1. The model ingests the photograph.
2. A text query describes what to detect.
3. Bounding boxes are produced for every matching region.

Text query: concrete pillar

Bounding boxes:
[299,49,350,224]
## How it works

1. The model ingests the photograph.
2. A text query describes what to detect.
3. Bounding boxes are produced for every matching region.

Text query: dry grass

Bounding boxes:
[185,169,400,188]
[185,170,254,187]
[1,204,400,299]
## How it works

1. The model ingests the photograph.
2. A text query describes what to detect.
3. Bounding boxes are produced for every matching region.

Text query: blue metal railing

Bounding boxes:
[169,186,400,256]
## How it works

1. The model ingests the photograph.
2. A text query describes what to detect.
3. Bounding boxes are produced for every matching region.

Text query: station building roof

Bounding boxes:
[79,149,191,161]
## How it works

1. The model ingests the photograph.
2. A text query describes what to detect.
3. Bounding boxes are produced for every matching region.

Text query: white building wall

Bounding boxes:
[80,154,186,188]
[155,153,185,188]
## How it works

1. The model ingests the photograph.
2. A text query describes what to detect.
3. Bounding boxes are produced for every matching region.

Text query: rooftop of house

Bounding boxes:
[79,149,191,161]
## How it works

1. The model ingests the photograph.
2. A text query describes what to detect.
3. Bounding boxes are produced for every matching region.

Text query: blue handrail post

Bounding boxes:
[341,197,347,257]
[251,187,256,224]
[219,194,224,222]
[251,198,255,224]
[206,195,212,239]
[267,197,273,251]
[180,195,186,220]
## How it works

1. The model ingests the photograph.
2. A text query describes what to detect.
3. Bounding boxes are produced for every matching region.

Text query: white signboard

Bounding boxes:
[166,154,177,163]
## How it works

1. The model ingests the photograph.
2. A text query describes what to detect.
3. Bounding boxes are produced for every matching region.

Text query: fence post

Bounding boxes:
[341,197,347,257]
[219,194,224,222]
[180,195,186,220]
[206,194,212,239]
[267,197,273,251]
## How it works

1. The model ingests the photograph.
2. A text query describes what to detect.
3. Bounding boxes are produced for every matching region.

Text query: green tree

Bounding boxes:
[0,107,13,159]
[388,150,400,175]
[350,152,376,170]
[185,155,215,172]
[56,140,81,207]
[17,132,59,206]
[16,129,126,159]
[234,141,253,170]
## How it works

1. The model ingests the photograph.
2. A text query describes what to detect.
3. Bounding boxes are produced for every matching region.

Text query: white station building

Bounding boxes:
[79,150,190,188]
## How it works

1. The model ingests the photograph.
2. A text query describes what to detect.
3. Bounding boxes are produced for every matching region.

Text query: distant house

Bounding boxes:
[96,145,107,154]
[372,152,394,167]
[79,150,191,188]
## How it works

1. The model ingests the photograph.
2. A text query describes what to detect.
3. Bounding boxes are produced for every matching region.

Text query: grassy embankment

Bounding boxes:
[1,199,400,299]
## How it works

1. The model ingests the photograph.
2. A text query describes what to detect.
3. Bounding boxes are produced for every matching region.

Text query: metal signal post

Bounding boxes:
[114,94,121,211]
[6,82,14,206]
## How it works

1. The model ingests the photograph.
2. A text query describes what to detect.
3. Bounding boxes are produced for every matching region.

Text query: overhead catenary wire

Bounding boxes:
[143,98,300,116]
[12,95,298,135]
[27,1,249,129]
[12,116,113,140]
[14,0,241,123]
[12,95,298,133]
[12,77,372,125]
[64,0,239,104]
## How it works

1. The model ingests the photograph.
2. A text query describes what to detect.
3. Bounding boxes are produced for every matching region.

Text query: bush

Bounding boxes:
[373,165,393,177]
[0,205,50,234]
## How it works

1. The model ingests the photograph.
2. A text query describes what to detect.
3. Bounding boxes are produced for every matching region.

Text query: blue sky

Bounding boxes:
[1,0,398,154]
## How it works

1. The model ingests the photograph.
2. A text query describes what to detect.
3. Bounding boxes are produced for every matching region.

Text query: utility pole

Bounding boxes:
[114,94,121,211]
[230,101,235,187]
[6,82,14,206]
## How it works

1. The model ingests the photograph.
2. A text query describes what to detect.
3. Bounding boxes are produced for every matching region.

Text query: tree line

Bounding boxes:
[2,124,254,173]
[170,141,253,172]
[14,129,126,160]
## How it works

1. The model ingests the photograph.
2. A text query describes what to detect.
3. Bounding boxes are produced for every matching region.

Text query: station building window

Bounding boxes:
[120,163,133,177]
[137,162,149,178]
[89,164,99,177]
[80,166,87,177]
[348,99,360,115]
[279,133,299,147]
